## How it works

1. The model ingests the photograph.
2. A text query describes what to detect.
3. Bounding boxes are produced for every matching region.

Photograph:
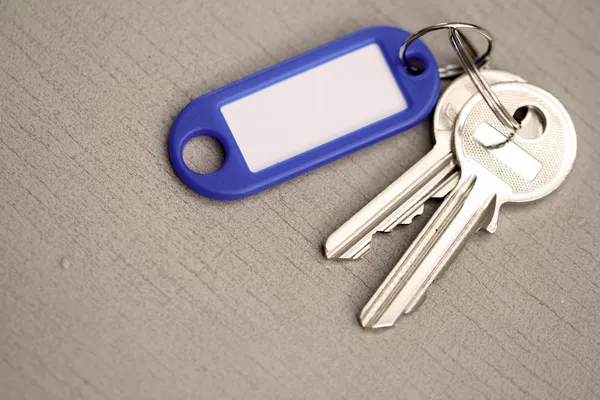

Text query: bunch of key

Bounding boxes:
[325,29,577,329]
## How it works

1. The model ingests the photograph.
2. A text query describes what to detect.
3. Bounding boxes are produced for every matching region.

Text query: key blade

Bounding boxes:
[360,173,497,328]
[432,172,459,199]
[324,147,458,259]
[396,204,424,227]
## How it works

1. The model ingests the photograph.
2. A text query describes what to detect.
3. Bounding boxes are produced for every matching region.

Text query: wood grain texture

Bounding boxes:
[1,0,599,398]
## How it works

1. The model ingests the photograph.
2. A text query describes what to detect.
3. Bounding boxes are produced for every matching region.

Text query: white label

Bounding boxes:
[474,122,542,181]
[220,44,407,172]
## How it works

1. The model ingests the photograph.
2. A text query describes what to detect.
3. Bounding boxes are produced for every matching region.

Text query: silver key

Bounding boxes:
[325,70,525,259]
[360,82,577,328]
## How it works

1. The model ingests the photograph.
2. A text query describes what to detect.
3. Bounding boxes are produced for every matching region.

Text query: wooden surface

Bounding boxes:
[1,0,600,399]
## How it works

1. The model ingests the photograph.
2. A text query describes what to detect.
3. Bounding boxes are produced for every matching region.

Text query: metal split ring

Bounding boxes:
[399,22,493,79]
[448,28,521,133]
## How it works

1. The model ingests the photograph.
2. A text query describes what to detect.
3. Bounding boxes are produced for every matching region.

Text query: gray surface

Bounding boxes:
[1,0,599,399]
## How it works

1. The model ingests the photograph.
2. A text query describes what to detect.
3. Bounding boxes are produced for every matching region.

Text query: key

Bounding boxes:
[360,82,577,328]
[324,70,525,259]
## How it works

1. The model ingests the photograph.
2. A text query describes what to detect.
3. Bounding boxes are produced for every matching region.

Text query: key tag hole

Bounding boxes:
[183,135,225,174]
[405,58,426,76]
[513,105,547,140]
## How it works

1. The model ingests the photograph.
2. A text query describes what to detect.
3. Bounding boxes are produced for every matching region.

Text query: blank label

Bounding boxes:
[220,44,408,172]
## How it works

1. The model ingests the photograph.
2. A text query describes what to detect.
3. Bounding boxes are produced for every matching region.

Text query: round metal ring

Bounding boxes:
[399,22,493,79]
[449,28,521,132]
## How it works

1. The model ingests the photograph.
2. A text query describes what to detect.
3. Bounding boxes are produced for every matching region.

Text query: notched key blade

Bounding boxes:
[360,175,497,329]
[325,202,424,258]
[396,205,425,227]
[324,150,459,260]
[432,172,459,198]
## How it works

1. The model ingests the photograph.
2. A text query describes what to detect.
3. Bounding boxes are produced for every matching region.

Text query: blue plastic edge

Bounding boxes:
[169,26,441,200]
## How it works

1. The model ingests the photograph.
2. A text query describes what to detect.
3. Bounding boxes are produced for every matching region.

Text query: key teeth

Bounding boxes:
[397,205,425,226]
[381,205,425,232]
[327,203,425,258]
[326,207,424,258]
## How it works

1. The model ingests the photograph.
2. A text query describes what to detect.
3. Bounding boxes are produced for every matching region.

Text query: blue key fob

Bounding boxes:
[169,26,440,200]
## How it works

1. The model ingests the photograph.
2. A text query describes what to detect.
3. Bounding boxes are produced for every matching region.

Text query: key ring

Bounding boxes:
[399,22,493,79]
[449,28,521,133]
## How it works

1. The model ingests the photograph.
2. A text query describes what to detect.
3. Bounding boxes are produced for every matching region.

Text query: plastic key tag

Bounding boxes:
[169,26,440,200]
